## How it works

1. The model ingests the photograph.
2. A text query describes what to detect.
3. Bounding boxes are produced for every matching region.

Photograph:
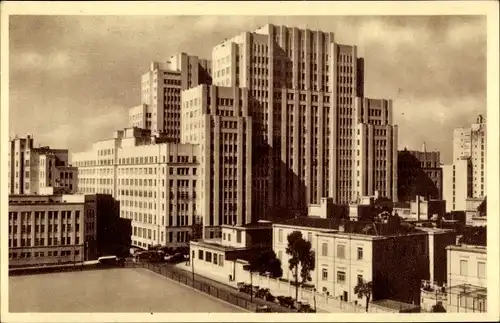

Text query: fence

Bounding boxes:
[240,271,390,313]
[127,262,294,313]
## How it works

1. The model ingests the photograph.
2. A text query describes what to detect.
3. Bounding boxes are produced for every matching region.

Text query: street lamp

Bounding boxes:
[243,264,253,303]
[313,287,317,312]
[191,250,195,287]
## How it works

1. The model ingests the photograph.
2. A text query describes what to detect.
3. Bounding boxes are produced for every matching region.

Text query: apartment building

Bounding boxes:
[445,244,487,313]
[210,23,397,224]
[444,114,486,212]
[398,144,443,201]
[73,127,199,250]
[8,135,78,195]
[352,97,398,201]
[131,53,212,141]
[8,194,87,267]
[272,218,430,305]
[181,84,253,238]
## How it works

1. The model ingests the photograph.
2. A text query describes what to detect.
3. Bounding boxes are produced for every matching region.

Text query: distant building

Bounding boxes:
[398,144,442,202]
[408,196,446,222]
[272,218,430,306]
[465,197,485,227]
[8,135,78,195]
[130,53,212,141]
[443,158,472,212]
[443,115,486,212]
[8,194,88,267]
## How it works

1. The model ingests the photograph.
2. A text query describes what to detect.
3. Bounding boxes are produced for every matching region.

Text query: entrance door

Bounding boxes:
[343,291,348,302]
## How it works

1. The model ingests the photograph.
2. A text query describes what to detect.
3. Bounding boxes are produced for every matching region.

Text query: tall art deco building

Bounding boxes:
[210,24,398,221]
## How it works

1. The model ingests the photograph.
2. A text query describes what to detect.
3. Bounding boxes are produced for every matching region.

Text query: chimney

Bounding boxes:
[422,141,427,153]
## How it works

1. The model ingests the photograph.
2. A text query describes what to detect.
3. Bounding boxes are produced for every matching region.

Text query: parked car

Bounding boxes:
[276,295,296,309]
[256,305,272,313]
[298,302,316,313]
[164,252,184,263]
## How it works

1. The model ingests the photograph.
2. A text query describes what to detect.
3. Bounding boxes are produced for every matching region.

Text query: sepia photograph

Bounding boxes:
[1,1,498,322]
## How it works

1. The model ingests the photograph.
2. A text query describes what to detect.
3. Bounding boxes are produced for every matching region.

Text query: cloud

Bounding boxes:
[8,15,486,163]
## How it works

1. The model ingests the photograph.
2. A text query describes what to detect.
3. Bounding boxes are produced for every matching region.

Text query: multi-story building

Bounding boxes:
[8,135,78,195]
[131,53,212,141]
[445,244,487,313]
[83,194,131,259]
[398,144,443,201]
[352,97,398,201]
[444,115,486,212]
[443,157,473,212]
[73,127,199,250]
[272,218,430,306]
[8,194,88,267]
[181,84,253,238]
[210,23,397,223]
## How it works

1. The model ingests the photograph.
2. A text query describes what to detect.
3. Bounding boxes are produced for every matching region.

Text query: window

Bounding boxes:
[219,254,224,267]
[357,274,363,286]
[322,269,328,281]
[337,271,346,283]
[477,262,486,278]
[198,250,204,260]
[236,231,242,243]
[321,243,328,256]
[213,254,218,265]
[308,232,312,242]
[278,229,283,242]
[357,247,363,260]
[460,260,468,276]
[206,251,212,262]
[337,245,346,258]
[278,251,282,262]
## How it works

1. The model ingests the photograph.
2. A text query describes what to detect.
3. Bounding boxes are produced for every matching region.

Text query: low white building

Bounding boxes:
[188,221,273,283]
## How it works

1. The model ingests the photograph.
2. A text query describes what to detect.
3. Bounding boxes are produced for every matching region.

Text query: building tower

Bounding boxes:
[210,24,397,221]
[129,53,212,141]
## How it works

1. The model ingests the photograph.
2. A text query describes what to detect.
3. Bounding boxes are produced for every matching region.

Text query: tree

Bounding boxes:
[477,197,486,216]
[354,280,373,312]
[286,231,316,301]
[246,249,283,278]
[431,302,446,313]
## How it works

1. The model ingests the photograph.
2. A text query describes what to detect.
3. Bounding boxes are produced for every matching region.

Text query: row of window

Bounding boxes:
[8,211,80,222]
[9,249,80,259]
[9,236,80,247]
[197,249,224,267]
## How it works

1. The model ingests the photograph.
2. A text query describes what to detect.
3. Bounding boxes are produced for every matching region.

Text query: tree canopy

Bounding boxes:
[354,280,373,312]
[286,231,316,300]
[246,248,283,278]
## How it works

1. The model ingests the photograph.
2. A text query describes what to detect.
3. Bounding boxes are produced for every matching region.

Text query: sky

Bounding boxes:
[9,15,486,164]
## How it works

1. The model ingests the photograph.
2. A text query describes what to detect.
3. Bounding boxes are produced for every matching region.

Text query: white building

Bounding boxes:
[8,135,78,195]
[443,157,472,212]
[445,244,487,313]
[444,115,486,212]
[272,218,429,306]
[131,53,212,141]
[210,23,399,222]
[73,127,199,250]
[181,84,253,238]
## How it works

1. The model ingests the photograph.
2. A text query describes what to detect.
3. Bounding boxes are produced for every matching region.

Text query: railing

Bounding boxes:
[127,262,294,313]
